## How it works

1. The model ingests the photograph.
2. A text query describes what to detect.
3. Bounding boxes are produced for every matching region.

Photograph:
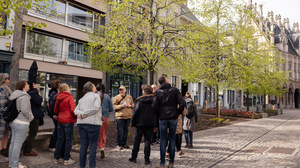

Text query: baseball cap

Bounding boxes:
[119,86,126,90]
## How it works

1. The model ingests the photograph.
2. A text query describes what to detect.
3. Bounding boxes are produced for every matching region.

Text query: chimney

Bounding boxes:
[275,15,281,26]
[293,22,299,33]
[259,5,263,18]
[284,18,290,30]
[268,11,273,23]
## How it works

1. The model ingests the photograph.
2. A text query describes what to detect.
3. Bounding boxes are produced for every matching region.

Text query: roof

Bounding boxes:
[180,5,200,23]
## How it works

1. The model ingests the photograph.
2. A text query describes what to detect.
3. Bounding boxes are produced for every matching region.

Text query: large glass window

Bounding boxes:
[33,0,66,22]
[0,12,6,31]
[66,40,89,62]
[26,31,63,57]
[68,4,93,29]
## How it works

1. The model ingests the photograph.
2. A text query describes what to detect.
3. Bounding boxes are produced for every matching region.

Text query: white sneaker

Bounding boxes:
[48,148,55,152]
[17,164,27,168]
[0,154,8,162]
[64,158,75,165]
[54,158,63,164]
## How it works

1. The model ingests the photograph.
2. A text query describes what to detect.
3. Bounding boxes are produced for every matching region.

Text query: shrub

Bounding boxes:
[204,108,262,119]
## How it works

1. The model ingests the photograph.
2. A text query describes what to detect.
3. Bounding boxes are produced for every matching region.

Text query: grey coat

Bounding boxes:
[9,90,34,123]
[183,98,198,131]
[74,92,102,126]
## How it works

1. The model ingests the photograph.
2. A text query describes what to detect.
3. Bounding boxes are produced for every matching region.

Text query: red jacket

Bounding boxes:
[54,92,77,124]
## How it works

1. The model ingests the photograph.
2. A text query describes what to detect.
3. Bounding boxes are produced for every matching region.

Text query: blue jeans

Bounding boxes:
[77,124,101,168]
[159,119,177,165]
[9,122,29,168]
[116,119,131,146]
[54,123,74,160]
[184,130,193,145]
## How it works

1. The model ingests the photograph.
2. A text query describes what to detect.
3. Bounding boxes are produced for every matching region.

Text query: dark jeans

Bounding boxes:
[48,118,58,148]
[131,126,153,161]
[24,118,40,153]
[159,119,177,165]
[184,130,193,145]
[167,133,182,153]
[78,124,101,168]
[151,125,160,143]
[116,119,131,146]
[54,123,74,160]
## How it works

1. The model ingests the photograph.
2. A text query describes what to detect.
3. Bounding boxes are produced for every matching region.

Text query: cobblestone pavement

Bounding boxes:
[2,109,300,168]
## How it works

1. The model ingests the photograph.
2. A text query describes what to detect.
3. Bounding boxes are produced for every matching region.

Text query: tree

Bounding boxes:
[229,6,287,111]
[0,0,57,36]
[88,0,198,84]
[174,0,243,121]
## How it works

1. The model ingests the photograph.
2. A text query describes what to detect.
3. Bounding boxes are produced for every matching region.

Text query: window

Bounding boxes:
[138,6,145,18]
[93,14,105,36]
[172,76,176,87]
[0,12,6,31]
[66,40,89,62]
[34,0,66,22]
[68,4,93,29]
[26,31,63,57]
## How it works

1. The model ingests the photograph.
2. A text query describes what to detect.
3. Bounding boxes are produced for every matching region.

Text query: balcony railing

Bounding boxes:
[25,6,95,32]
[21,43,90,65]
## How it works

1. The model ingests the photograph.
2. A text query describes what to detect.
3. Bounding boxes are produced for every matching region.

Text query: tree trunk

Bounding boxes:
[149,69,155,85]
[215,85,220,122]
[246,89,249,112]
[263,94,266,109]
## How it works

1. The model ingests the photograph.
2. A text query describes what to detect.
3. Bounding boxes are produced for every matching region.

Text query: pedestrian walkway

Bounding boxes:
[2,109,300,168]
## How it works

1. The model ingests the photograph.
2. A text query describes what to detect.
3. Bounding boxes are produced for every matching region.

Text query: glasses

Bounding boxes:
[5,78,9,80]
[119,89,124,91]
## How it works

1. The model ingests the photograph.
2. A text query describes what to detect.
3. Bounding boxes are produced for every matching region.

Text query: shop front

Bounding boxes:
[0,50,15,74]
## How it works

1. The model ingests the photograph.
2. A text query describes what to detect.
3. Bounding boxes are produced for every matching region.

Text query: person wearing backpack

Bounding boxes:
[47,80,61,152]
[0,73,12,162]
[23,82,43,156]
[9,81,34,168]
[183,92,198,148]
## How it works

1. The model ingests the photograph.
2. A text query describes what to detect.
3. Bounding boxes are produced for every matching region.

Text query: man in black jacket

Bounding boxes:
[152,76,184,168]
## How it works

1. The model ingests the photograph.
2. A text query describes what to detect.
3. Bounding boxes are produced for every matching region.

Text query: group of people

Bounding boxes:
[0,73,198,168]
[126,76,198,168]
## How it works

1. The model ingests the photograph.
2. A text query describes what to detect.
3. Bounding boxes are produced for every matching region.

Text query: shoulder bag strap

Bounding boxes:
[117,94,126,105]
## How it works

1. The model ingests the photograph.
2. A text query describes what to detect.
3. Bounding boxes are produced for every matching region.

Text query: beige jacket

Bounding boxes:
[176,107,187,134]
[113,94,134,119]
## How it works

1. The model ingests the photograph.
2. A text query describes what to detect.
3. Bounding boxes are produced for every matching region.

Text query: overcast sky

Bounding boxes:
[252,0,300,26]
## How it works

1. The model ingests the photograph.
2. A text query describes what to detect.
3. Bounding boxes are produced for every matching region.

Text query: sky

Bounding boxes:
[252,0,300,26]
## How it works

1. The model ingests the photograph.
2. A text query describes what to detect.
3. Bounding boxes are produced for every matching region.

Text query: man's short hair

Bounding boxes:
[158,76,166,85]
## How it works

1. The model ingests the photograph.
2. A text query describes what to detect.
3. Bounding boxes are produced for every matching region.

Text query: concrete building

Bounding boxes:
[12,0,106,102]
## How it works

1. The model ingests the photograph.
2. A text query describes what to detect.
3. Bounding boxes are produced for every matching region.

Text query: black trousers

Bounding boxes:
[131,126,154,161]
[167,133,182,153]
[151,125,160,142]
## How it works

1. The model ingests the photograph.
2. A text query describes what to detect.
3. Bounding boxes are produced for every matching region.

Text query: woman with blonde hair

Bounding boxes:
[54,83,77,165]
[0,73,11,162]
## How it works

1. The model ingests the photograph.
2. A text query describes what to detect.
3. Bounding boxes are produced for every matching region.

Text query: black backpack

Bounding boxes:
[186,101,195,119]
[3,98,20,123]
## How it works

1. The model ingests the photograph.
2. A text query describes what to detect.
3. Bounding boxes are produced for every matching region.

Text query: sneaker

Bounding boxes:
[0,155,9,162]
[24,151,38,156]
[128,158,136,163]
[116,146,123,150]
[145,160,151,165]
[17,164,27,168]
[100,150,105,159]
[184,144,190,148]
[166,153,170,159]
[178,151,184,158]
[48,148,55,152]
[166,162,174,168]
[155,163,165,168]
[64,158,75,165]
[122,144,130,149]
[54,158,63,164]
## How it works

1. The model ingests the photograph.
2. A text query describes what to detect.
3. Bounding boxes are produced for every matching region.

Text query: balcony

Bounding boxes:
[20,43,91,68]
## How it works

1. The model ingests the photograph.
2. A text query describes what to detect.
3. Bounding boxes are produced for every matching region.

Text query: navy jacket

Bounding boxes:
[28,89,43,119]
